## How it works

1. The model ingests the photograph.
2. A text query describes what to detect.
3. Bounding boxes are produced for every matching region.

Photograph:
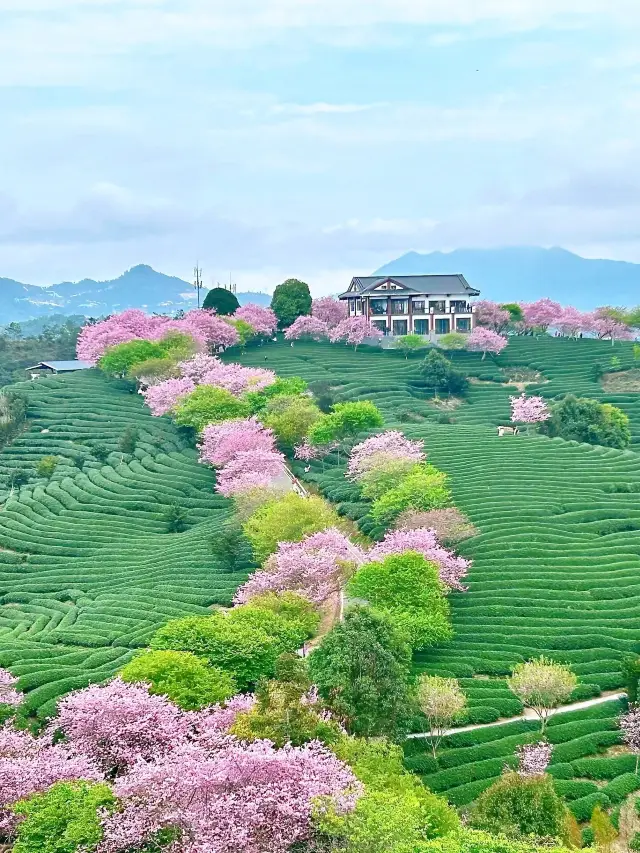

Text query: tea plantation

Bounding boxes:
[0,370,248,720]
[234,336,640,807]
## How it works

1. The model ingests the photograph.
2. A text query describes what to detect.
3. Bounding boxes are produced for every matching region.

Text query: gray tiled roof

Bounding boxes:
[339,274,479,298]
[26,361,93,371]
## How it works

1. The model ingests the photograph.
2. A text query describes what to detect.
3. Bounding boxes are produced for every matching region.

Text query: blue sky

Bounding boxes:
[0,0,639,293]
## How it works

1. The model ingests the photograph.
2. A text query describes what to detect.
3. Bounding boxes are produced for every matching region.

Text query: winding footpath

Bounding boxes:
[407,690,626,740]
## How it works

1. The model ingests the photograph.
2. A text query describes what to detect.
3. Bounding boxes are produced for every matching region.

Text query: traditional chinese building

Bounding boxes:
[338,274,479,338]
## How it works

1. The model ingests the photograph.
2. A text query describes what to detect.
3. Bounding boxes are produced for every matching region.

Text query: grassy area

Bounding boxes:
[0,370,249,720]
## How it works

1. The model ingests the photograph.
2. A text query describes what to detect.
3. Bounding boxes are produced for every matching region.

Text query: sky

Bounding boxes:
[1,0,640,294]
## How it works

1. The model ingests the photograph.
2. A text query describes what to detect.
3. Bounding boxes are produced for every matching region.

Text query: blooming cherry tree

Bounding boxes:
[143,377,196,416]
[510,393,551,426]
[593,310,635,344]
[346,431,425,481]
[466,327,508,359]
[215,449,286,497]
[620,706,640,772]
[294,440,321,461]
[284,316,330,341]
[515,741,552,776]
[474,301,511,332]
[556,307,595,337]
[311,297,348,328]
[198,418,276,467]
[234,304,278,337]
[367,527,470,591]
[0,669,22,707]
[235,527,365,605]
[520,299,562,333]
[329,317,384,350]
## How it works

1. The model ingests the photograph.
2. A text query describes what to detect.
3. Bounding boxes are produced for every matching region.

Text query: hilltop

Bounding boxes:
[375,246,640,308]
[0,265,271,323]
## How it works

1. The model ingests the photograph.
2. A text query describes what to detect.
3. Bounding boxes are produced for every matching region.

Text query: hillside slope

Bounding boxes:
[0,371,246,719]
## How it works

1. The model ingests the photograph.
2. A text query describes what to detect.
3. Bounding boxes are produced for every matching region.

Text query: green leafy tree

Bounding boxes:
[224,317,255,347]
[308,606,414,738]
[347,552,452,650]
[634,343,640,363]
[261,394,321,449]
[308,401,383,445]
[162,503,188,533]
[247,591,321,638]
[127,357,179,384]
[210,522,254,572]
[173,386,250,432]
[370,463,452,526]
[470,773,568,842]
[417,675,467,758]
[9,468,31,489]
[501,303,524,324]
[11,780,115,853]
[540,394,631,449]
[244,376,309,413]
[202,287,240,315]
[622,656,640,703]
[507,657,577,734]
[231,654,341,747]
[420,350,468,396]
[591,805,618,853]
[395,334,426,359]
[359,457,419,500]
[99,339,166,376]
[438,332,467,351]
[36,455,59,479]
[119,425,140,455]
[243,492,340,562]
[271,279,312,328]
[120,649,236,710]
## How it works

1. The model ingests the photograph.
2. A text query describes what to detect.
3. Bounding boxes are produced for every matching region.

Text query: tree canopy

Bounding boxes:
[202,287,240,315]
[271,279,312,328]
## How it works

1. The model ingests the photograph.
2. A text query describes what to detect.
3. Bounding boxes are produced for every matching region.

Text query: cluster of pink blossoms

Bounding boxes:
[312,297,348,328]
[346,431,425,481]
[198,417,276,467]
[235,528,365,605]
[179,354,276,396]
[0,668,22,707]
[77,309,239,364]
[329,316,384,349]
[216,449,286,497]
[234,304,278,336]
[285,316,331,341]
[510,393,551,425]
[367,528,470,591]
[465,327,508,359]
[143,377,196,416]
[515,741,552,776]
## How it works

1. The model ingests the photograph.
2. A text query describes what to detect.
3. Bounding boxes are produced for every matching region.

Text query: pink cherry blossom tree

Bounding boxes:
[520,299,562,333]
[99,739,361,853]
[593,310,635,344]
[515,741,552,776]
[198,418,276,467]
[473,301,511,332]
[198,361,277,396]
[235,527,365,605]
[294,440,321,461]
[143,377,196,416]
[234,304,278,337]
[620,706,640,772]
[54,678,193,776]
[215,449,286,498]
[556,307,595,337]
[466,327,508,359]
[0,669,22,707]
[346,431,425,481]
[329,317,384,350]
[367,527,470,591]
[284,316,330,342]
[510,393,551,427]
[168,309,240,350]
[312,297,348,329]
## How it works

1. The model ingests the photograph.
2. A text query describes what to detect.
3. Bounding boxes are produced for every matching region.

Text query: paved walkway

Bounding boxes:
[407,690,626,740]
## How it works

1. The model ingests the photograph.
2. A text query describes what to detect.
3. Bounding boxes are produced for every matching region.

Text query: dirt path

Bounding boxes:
[407,690,626,740]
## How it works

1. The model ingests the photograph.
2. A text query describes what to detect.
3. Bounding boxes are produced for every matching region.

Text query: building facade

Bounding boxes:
[338,274,479,338]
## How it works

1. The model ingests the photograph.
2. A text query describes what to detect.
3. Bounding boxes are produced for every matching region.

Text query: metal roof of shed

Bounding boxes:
[26,360,93,371]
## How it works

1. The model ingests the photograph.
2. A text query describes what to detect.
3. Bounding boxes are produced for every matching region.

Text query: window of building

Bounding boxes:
[450,300,468,313]
[390,299,408,315]
[414,318,429,335]
[372,320,388,334]
[429,300,446,313]
[370,299,387,315]
[412,300,426,313]
[456,318,471,332]
[435,318,450,335]
[392,319,408,336]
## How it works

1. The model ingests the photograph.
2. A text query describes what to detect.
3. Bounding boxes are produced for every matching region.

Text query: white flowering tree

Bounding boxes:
[507,657,577,733]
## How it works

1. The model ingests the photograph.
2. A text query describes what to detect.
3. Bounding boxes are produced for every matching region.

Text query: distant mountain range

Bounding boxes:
[0,265,271,324]
[375,247,640,309]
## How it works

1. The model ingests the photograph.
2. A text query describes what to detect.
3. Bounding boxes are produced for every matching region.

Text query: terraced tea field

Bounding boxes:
[0,370,246,719]
[237,337,640,803]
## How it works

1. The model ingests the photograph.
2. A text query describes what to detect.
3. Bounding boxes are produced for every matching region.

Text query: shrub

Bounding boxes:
[541,394,631,449]
[591,803,617,851]
[162,504,188,533]
[202,287,240,315]
[261,394,321,449]
[246,591,321,639]
[395,334,427,358]
[118,425,139,455]
[439,332,468,350]
[469,772,568,841]
[127,357,180,384]
[12,780,115,853]
[173,386,251,432]
[308,606,414,739]
[243,492,340,563]
[622,656,640,703]
[370,463,452,526]
[120,650,236,710]
[347,552,452,650]
[36,455,59,479]
[420,350,468,396]
[210,522,254,572]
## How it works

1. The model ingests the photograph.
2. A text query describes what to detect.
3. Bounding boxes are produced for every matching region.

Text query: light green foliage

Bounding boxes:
[99,339,166,376]
[417,829,575,853]
[348,552,452,650]
[591,804,617,851]
[36,455,59,478]
[127,357,179,383]
[541,394,631,449]
[370,463,452,526]
[417,675,468,758]
[261,393,321,448]
[231,654,341,747]
[308,401,383,445]
[507,657,577,733]
[395,334,427,358]
[271,278,312,328]
[244,376,308,413]
[173,385,251,431]
[470,772,568,841]
[150,600,313,690]
[224,317,255,347]
[243,492,340,562]
[120,649,236,710]
[501,303,524,324]
[12,781,115,853]
[202,287,240,315]
[438,332,468,351]
[359,457,418,500]
[308,606,414,738]
[246,591,321,638]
